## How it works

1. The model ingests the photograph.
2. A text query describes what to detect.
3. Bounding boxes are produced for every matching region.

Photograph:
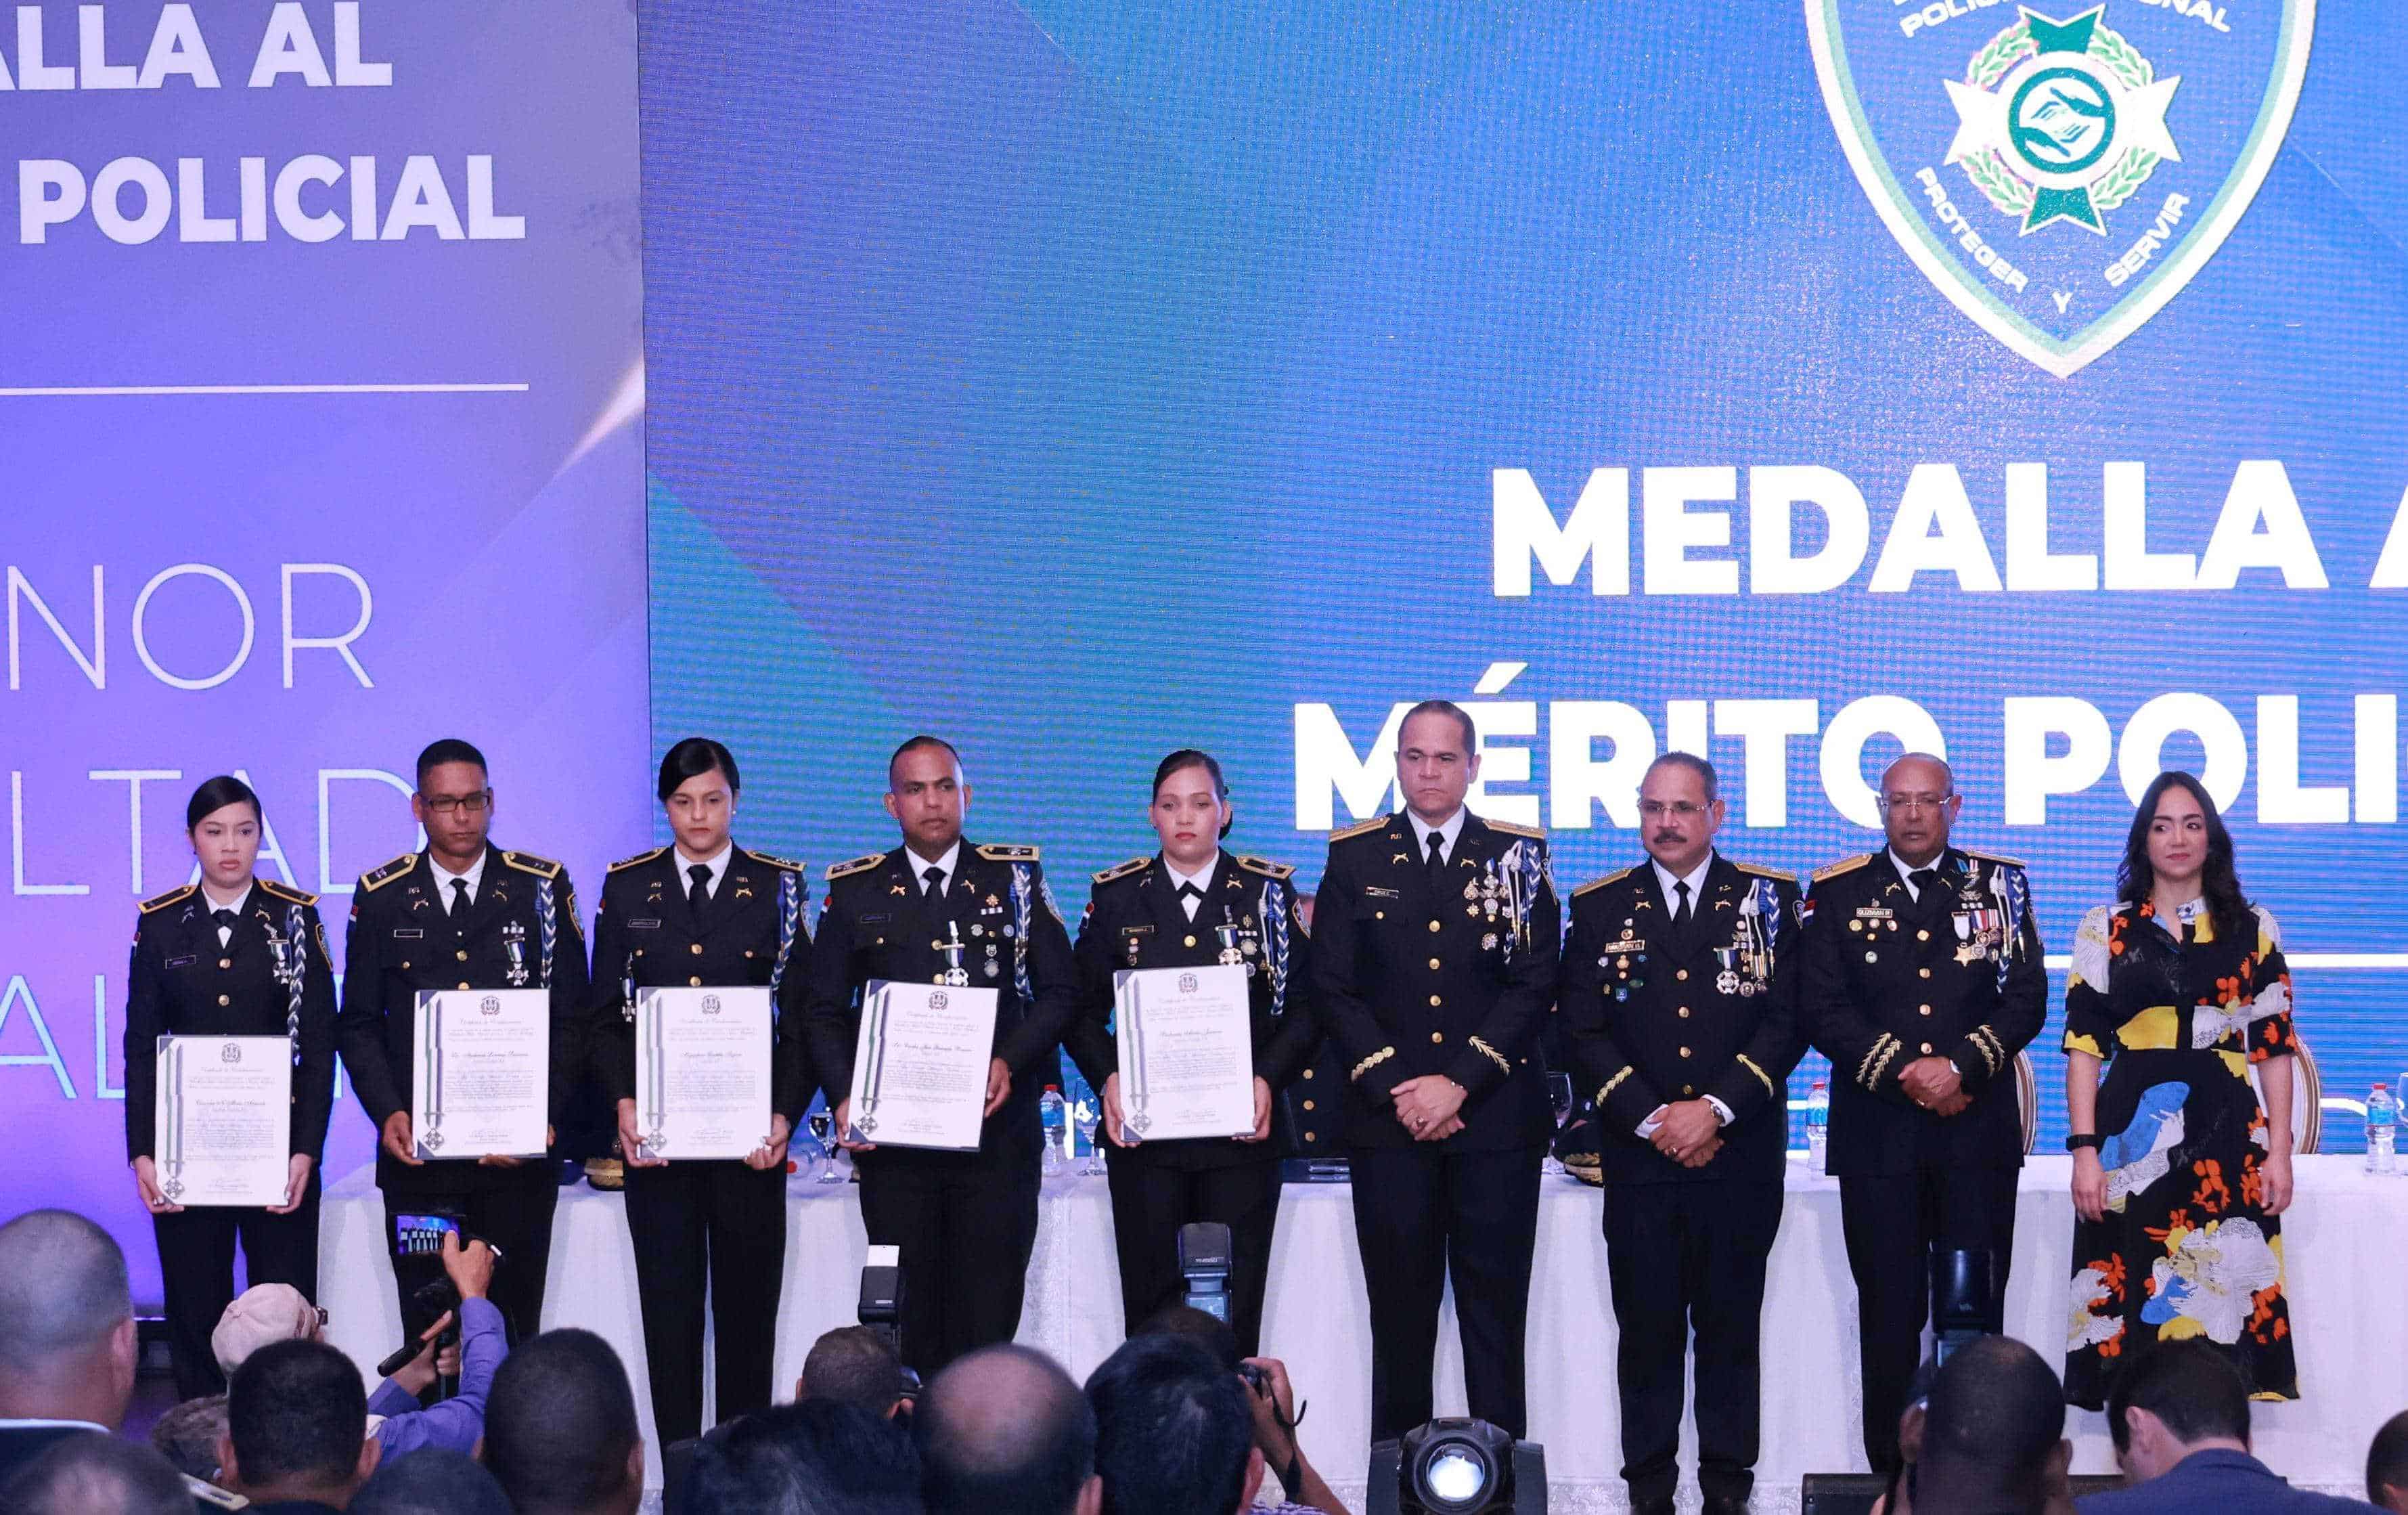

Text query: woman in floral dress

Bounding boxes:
[2062,769,2298,1409]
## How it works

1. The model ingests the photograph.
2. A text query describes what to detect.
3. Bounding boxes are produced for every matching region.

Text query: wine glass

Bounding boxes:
[1545,1072,1575,1176]
[1075,1099,1105,1176]
[808,1108,845,1185]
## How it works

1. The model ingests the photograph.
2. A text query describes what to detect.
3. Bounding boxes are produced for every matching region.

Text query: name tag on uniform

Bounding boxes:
[1601,936,1645,955]
[1363,886,1400,900]
[165,954,198,969]
[860,912,893,925]
[1854,907,1893,921]
[392,928,424,940]
[1121,925,1154,938]
[629,919,662,930]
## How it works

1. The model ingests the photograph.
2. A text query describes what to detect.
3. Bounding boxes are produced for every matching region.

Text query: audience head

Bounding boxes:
[220,1338,378,1507]
[481,1327,644,1515]
[918,1344,1099,1515]
[353,1448,514,1515]
[149,1393,229,1483]
[0,1208,138,1426]
[1086,1334,1262,1515]
[688,1399,922,1515]
[1133,1305,1242,1371]
[802,1324,910,1419]
[2369,1409,2408,1513]
[1,1434,192,1515]
[2108,1339,2252,1484]
[213,1281,324,1374]
[1916,1337,2068,1510]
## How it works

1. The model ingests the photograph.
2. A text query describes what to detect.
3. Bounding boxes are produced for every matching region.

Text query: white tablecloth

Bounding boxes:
[317,1154,2397,1506]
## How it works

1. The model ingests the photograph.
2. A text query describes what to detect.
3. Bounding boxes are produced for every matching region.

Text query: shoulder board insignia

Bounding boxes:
[1329,816,1389,843]
[826,853,886,881]
[1571,866,1636,898]
[610,846,669,873]
[501,850,562,879]
[140,883,197,914]
[1237,855,1296,881]
[359,852,418,892]
[1961,849,2026,870]
[1735,862,1798,883]
[975,843,1040,862]
[1484,818,1546,841]
[1092,856,1151,885]
[257,877,317,906]
[1812,854,1873,883]
[745,850,806,873]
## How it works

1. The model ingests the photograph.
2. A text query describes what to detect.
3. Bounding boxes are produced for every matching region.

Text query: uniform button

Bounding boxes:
[217,994,230,1007]
[1919,1004,1932,1015]
[1301,1068,1314,1080]
[1917,929,1930,942]
[458,982,470,990]
[1919,967,1932,979]
[1375,911,1385,921]
[1428,957,1441,970]
[1678,1007,1691,1019]
[400,961,410,970]
[635,949,645,957]
[1920,1042,1934,1053]
[690,976,703,987]
[1301,1100,1315,1112]
[690,943,704,956]
[1682,1084,1695,1097]
[1426,921,1440,934]
[1304,1133,1317,1143]
[218,958,231,970]
[744,950,755,959]
[1676,969,1689,982]
[1678,1047,1692,1059]
[455,950,468,962]
[1428,994,1442,1007]
[1184,935,1197,948]
[1431,1032,1444,1043]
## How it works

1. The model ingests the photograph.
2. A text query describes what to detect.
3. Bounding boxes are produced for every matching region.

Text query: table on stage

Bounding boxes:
[317,1155,2397,1507]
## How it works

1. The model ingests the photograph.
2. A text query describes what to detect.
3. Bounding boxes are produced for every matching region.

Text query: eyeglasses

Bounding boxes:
[1636,801,1711,818]
[1877,793,1955,814]
[420,791,492,816]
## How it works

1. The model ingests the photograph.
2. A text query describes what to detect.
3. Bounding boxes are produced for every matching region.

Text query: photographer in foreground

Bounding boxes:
[1134,1307,1345,1515]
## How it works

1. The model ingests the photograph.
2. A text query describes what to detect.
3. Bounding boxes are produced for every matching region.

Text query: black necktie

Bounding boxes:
[450,879,471,917]
[1909,867,1938,900]
[1424,831,1446,881]
[688,864,712,915]
[1176,881,1202,918]
[1673,879,1693,930]
[922,865,945,899]
[213,908,236,945]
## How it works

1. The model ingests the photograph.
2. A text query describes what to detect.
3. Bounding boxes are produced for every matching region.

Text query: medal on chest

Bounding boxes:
[933,919,971,987]
[502,921,531,986]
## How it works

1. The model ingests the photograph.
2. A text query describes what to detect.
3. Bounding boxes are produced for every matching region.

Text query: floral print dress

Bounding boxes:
[2061,898,2298,1407]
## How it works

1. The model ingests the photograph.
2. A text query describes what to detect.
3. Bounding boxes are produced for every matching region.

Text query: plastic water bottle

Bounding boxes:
[2367,1084,2398,1176]
[1040,1085,1069,1176]
[1806,1079,1831,1175]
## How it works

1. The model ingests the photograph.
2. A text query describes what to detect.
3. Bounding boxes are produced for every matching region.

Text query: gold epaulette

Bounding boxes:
[140,883,197,914]
[1484,818,1545,841]
[257,877,317,906]
[359,852,418,892]
[1092,856,1150,885]
[501,850,562,879]
[1571,866,1636,898]
[1961,849,2026,870]
[1329,816,1388,842]
[976,843,1040,862]
[1735,861,1798,883]
[1812,854,1873,883]
[746,850,805,873]
[826,853,885,881]
[610,846,669,873]
[1237,855,1296,881]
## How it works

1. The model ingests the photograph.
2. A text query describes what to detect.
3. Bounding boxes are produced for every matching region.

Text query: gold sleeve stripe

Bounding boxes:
[1863,1035,1904,1091]
[1598,1067,1634,1106]
[1469,1036,1512,1078]
[1351,1047,1396,1082]
[1737,1054,1777,1101]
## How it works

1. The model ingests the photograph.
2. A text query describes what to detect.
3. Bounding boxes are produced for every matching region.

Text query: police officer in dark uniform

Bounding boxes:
[126,776,338,1400]
[807,734,1078,1375]
[1062,749,1321,1357]
[589,737,811,1445]
[1800,751,2045,1472]
[1312,699,1560,1443]
[337,739,589,1348]
[1561,753,1803,1515]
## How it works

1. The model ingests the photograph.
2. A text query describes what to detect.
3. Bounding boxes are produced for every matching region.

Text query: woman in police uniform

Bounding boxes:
[124,775,338,1399]
[589,737,812,1445]
[1065,749,1321,1355]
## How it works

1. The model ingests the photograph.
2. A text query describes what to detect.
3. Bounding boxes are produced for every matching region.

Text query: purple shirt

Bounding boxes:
[365,1296,506,1458]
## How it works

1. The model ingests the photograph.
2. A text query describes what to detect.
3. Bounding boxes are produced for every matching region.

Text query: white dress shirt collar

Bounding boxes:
[1405,808,1469,866]
[428,848,490,911]
[905,841,963,896]
[198,880,253,917]
[1889,848,1946,900]
[1163,854,1220,919]
[672,841,734,899]
[1650,854,1714,916]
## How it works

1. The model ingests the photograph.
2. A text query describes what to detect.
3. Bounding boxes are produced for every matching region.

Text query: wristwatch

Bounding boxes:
[2064,1133,2103,1152]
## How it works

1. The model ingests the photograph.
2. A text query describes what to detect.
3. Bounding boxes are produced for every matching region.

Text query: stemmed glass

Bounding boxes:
[808,1108,845,1184]
[1075,1098,1105,1176]
[1545,1073,1575,1176]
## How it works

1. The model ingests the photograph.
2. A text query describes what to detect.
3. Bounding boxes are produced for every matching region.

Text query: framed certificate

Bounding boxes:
[411,989,549,1160]
[845,980,999,1152]
[634,986,775,1162]
[1114,964,1254,1143]
[154,1035,292,1207]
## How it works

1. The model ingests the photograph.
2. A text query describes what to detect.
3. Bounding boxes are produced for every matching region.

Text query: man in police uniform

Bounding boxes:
[1800,752,2045,1472]
[337,739,589,1345]
[1312,699,1559,1443]
[1561,753,1802,1515]
[805,735,1079,1374]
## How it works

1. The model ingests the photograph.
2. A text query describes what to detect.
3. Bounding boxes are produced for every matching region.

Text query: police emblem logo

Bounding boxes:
[1179,972,1199,993]
[220,1042,242,1063]
[1807,0,2315,374]
[701,994,722,1014]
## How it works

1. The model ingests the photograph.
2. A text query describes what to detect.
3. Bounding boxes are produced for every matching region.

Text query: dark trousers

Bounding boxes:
[1603,1179,1784,1503]
[623,1160,788,1444]
[857,1151,1040,1376]
[154,1175,321,1399]
[1348,1143,1542,1442]
[1105,1151,1283,1357]
[1839,1165,2020,1470]
[382,1177,560,1346]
